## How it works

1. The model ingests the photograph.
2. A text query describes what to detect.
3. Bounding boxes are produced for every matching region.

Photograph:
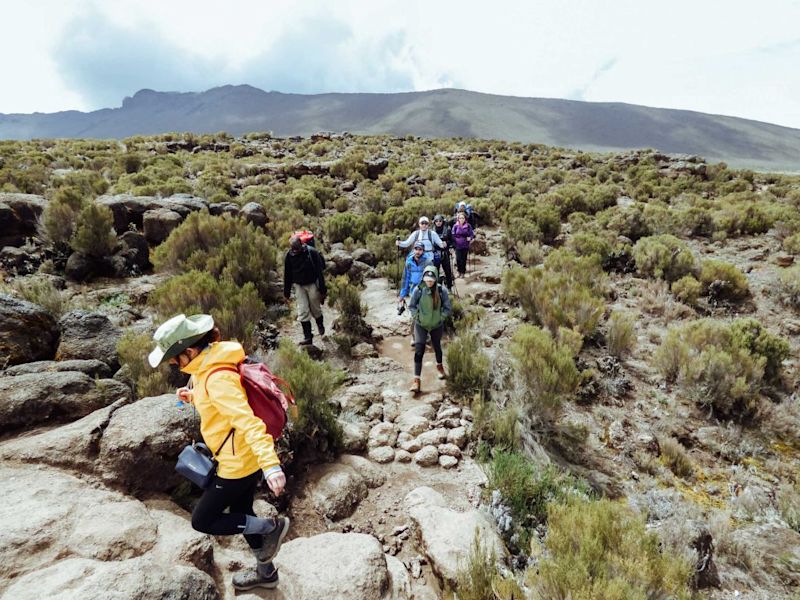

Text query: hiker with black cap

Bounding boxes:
[408,265,452,393]
[432,214,453,290]
[283,235,327,346]
[149,314,289,591]
[396,216,446,263]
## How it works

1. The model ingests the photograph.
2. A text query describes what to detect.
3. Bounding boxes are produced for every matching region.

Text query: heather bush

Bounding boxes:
[325,212,367,243]
[632,234,697,282]
[117,331,171,398]
[516,241,543,266]
[713,200,773,235]
[149,271,265,351]
[471,397,519,451]
[671,275,702,305]
[779,265,800,310]
[530,499,692,600]
[698,259,750,302]
[273,339,345,456]
[290,188,322,216]
[502,250,607,341]
[328,276,371,343]
[596,204,651,241]
[39,187,86,248]
[5,275,69,318]
[446,330,491,396]
[658,436,695,478]
[510,325,581,417]
[784,232,800,254]
[71,203,117,258]
[606,310,636,358]
[503,197,561,244]
[654,318,788,418]
[153,212,277,299]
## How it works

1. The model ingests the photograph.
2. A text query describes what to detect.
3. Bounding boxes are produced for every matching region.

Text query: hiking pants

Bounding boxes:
[294,282,322,322]
[440,251,453,289]
[414,323,444,377]
[455,248,468,275]
[191,470,262,549]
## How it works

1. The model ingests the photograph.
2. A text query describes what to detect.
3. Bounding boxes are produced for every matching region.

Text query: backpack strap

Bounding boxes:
[203,366,239,395]
[214,428,235,456]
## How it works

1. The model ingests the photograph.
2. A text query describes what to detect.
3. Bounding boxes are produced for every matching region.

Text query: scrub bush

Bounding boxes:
[779,265,800,310]
[530,499,692,600]
[606,311,636,358]
[116,331,171,398]
[671,275,702,305]
[325,212,367,243]
[71,203,117,258]
[5,275,68,318]
[632,234,696,283]
[153,212,277,300]
[658,436,695,478]
[698,259,750,302]
[446,330,491,396]
[149,271,265,351]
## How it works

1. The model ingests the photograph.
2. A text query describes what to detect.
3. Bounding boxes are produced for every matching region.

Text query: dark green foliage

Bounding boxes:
[698,259,750,302]
[632,234,696,282]
[71,203,117,258]
[325,212,367,243]
[446,330,491,396]
[149,271,265,351]
[117,331,171,398]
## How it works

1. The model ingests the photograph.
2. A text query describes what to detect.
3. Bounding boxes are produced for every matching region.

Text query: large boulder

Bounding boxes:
[240,202,267,228]
[0,371,131,434]
[56,310,122,369]
[117,230,151,273]
[96,193,207,234]
[327,249,354,276]
[273,532,390,599]
[0,244,42,275]
[404,486,507,586]
[352,248,377,267]
[2,358,112,379]
[143,208,182,246]
[0,293,59,366]
[335,382,382,415]
[309,462,369,521]
[97,394,200,493]
[0,193,46,247]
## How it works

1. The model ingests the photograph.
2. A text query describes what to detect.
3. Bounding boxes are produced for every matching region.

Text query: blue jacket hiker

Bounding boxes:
[399,243,432,300]
[408,265,452,393]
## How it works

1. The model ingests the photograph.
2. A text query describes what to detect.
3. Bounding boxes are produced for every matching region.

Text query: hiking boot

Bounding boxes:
[315,316,325,336]
[436,364,447,380]
[299,321,313,346]
[410,377,421,393]
[253,517,291,563]
[232,563,279,591]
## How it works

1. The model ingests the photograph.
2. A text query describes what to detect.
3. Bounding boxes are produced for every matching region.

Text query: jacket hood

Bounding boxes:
[423,265,439,278]
[181,341,245,375]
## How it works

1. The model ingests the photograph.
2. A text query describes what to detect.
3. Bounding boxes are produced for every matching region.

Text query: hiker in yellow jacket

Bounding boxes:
[149,313,289,591]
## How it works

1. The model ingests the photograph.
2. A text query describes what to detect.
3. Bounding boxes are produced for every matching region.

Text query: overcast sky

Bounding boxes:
[2,0,800,128]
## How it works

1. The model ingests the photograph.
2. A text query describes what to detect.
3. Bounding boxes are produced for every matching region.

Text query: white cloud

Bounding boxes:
[0,0,799,128]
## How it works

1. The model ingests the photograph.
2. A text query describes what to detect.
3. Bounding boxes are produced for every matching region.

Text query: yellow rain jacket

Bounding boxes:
[182,341,280,478]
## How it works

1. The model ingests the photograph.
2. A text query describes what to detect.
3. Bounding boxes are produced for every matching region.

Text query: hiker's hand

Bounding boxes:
[176,387,193,404]
[265,468,286,496]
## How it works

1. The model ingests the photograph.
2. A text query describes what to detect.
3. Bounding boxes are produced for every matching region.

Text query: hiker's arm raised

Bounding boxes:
[206,371,280,471]
[397,231,415,248]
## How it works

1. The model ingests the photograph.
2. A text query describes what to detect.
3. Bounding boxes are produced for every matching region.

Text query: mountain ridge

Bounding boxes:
[2,85,799,171]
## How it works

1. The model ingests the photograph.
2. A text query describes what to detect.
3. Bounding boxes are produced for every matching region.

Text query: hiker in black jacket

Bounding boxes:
[432,214,453,290]
[283,236,327,345]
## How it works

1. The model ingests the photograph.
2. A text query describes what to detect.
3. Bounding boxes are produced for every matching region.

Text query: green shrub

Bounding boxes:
[149,271,265,351]
[39,198,78,249]
[273,339,345,456]
[567,231,612,262]
[503,197,561,245]
[290,188,322,216]
[471,397,519,451]
[488,451,588,548]
[117,331,171,398]
[596,204,651,241]
[714,201,773,236]
[779,265,800,310]
[328,276,371,342]
[153,212,277,299]
[502,250,607,341]
[510,325,581,416]
[632,234,696,282]
[698,259,750,302]
[783,232,800,255]
[655,318,788,418]
[71,203,117,258]
[453,533,499,600]
[446,330,491,396]
[365,232,398,265]
[325,212,367,243]
[658,436,694,478]
[671,275,702,305]
[530,499,692,600]
[516,241,543,266]
[778,482,800,533]
[6,276,68,318]
[606,311,636,359]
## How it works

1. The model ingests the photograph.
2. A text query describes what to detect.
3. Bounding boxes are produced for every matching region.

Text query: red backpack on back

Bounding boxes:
[205,358,295,440]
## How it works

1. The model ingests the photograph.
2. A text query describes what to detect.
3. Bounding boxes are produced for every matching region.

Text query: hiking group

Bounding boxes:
[146,200,478,590]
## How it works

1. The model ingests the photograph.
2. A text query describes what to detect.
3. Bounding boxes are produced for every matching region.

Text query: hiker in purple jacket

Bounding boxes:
[451,211,474,277]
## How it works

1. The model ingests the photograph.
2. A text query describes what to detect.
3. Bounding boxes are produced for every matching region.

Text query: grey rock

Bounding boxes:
[414,445,439,467]
[396,410,430,437]
[0,293,58,366]
[336,383,382,415]
[352,248,377,267]
[310,463,368,520]
[416,428,449,447]
[142,208,182,246]
[368,422,398,449]
[338,454,386,488]
[395,449,412,463]
[56,310,122,369]
[0,371,131,434]
[0,193,46,246]
[339,419,370,452]
[327,249,354,276]
[439,455,458,469]
[447,426,468,449]
[369,446,396,464]
[2,359,112,379]
[240,202,267,228]
[437,443,462,458]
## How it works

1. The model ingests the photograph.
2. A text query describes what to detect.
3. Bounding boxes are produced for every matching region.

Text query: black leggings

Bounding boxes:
[191,470,262,549]
[414,323,444,377]
[455,248,469,274]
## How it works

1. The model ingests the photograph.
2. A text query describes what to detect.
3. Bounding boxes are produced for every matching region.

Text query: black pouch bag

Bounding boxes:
[175,428,234,489]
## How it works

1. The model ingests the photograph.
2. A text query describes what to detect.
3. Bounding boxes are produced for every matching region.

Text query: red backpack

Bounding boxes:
[205,359,296,440]
[290,229,315,247]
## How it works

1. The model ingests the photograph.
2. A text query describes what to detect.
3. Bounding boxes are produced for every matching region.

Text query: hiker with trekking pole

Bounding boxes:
[398,241,432,344]
[408,265,452,393]
[149,314,292,591]
[432,214,454,290]
[451,210,475,279]
[396,215,446,263]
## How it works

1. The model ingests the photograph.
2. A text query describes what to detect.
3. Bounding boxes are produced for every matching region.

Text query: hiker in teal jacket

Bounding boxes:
[408,265,452,393]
